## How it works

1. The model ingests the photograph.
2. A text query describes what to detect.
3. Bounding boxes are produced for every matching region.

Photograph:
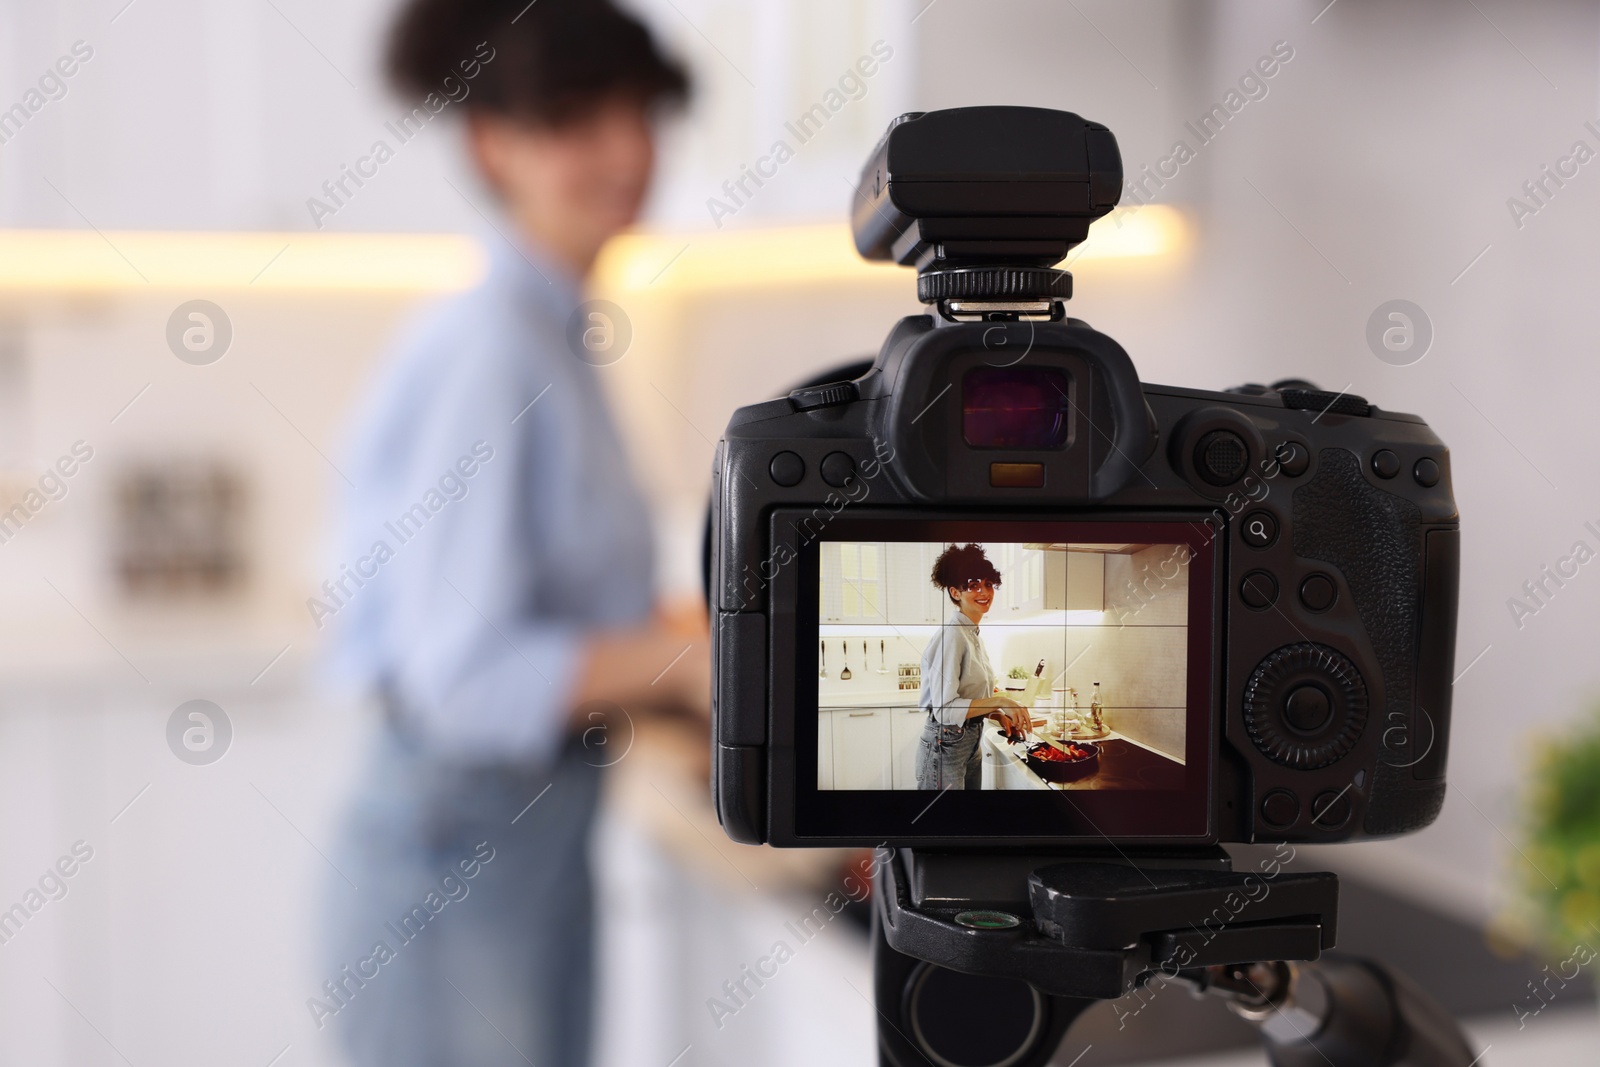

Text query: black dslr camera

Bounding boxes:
[709,107,1473,1067]
[710,106,1459,851]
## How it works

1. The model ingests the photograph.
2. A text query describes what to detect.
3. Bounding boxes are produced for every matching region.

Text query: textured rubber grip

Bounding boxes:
[1292,448,1444,835]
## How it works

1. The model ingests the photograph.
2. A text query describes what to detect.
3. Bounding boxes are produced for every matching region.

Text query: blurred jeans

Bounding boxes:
[322,717,601,1067]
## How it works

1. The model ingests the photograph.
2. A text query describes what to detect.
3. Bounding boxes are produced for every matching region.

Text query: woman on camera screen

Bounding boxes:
[915,544,1034,790]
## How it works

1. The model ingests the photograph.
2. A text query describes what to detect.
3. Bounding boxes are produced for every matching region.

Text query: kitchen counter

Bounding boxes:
[981,721,1185,791]
[818,689,920,709]
[817,685,1033,710]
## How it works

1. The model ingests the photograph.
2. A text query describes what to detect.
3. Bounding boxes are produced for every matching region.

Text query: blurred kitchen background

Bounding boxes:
[1,0,1599,1064]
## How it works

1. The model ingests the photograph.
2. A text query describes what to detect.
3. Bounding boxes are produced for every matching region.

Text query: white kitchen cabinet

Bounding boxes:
[817,708,835,789]
[884,541,923,623]
[1044,550,1105,611]
[819,541,887,623]
[831,707,894,789]
[1067,551,1105,610]
[1022,546,1044,609]
[1003,544,1045,614]
[889,706,927,789]
[990,542,1012,609]
[885,541,945,624]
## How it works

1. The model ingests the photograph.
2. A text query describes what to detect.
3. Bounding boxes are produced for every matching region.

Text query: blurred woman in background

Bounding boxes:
[322,3,700,1065]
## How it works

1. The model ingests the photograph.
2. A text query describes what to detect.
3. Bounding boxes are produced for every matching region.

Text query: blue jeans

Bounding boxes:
[916,718,984,790]
[321,720,602,1067]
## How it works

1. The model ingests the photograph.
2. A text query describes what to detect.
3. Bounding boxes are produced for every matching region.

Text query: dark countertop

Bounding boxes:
[985,725,1186,790]
[1049,737,1187,791]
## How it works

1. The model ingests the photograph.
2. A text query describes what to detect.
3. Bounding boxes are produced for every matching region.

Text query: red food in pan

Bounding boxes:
[1029,742,1096,762]
[1022,740,1100,782]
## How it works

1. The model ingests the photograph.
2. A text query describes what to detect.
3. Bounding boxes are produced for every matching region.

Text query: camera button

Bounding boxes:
[768,451,805,487]
[1299,573,1337,613]
[1413,457,1441,487]
[1284,684,1333,733]
[1240,570,1278,610]
[1260,789,1300,829]
[788,380,859,411]
[1276,441,1310,478]
[1371,449,1401,479]
[1311,789,1353,829]
[1240,510,1278,549]
[820,451,857,488]
[1195,430,1249,485]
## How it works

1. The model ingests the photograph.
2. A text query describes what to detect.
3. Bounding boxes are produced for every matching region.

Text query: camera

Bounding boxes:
[709,106,1460,851]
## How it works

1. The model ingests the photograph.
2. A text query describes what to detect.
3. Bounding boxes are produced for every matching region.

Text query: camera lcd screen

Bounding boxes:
[789,517,1218,842]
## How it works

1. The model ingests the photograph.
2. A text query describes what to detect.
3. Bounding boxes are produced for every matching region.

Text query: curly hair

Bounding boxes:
[930,543,1002,604]
[386,0,690,126]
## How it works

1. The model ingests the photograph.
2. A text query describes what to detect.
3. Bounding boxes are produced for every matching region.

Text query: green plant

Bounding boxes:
[1519,712,1600,954]
[1007,666,1029,679]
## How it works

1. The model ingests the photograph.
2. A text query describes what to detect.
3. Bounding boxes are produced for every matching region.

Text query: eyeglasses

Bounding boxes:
[961,579,997,592]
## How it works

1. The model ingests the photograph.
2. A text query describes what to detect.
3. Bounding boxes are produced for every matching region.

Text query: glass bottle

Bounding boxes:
[1090,681,1104,733]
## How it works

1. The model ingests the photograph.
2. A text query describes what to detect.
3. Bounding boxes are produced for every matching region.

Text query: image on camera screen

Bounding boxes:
[814,537,1196,795]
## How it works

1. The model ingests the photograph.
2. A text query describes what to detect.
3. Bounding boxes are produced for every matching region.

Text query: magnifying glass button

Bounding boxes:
[1241,510,1278,548]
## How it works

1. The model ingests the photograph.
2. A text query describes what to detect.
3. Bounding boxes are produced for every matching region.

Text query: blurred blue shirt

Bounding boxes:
[326,235,655,766]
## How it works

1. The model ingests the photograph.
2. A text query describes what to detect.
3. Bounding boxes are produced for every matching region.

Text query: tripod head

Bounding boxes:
[871,849,1477,1067]
[877,848,1336,1001]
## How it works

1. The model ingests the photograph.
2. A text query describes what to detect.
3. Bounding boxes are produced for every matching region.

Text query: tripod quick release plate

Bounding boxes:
[877,849,1339,1001]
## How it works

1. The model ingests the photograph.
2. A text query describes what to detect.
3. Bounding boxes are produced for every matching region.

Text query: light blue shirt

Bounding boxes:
[326,235,655,766]
[919,612,997,727]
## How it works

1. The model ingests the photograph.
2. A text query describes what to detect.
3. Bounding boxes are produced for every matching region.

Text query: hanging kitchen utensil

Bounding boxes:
[878,639,889,673]
[820,639,827,678]
[840,641,853,680]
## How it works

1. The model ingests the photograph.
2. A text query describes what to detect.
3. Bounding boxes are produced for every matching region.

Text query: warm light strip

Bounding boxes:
[594,207,1188,294]
[0,206,1185,294]
[0,231,487,292]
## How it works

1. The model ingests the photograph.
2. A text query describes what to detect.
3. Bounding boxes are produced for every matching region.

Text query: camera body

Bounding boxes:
[709,108,1459,849]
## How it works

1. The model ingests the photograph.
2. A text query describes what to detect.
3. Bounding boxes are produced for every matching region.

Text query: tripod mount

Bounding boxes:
[872,848,1477,1067]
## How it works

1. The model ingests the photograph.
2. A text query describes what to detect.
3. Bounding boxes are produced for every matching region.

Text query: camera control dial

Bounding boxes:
[1243,643,1369,770]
